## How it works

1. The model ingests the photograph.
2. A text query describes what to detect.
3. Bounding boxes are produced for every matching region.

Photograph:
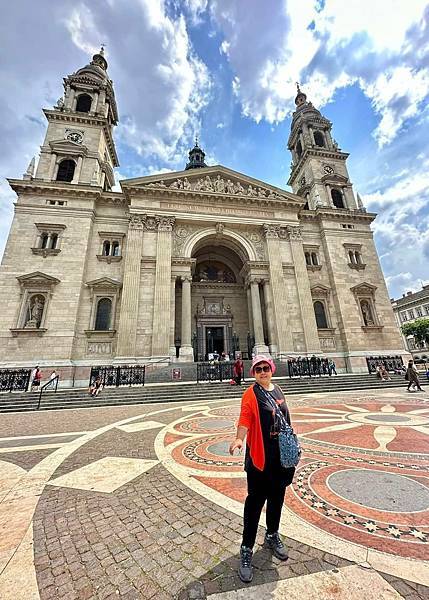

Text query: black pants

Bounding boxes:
[242,462,294,549]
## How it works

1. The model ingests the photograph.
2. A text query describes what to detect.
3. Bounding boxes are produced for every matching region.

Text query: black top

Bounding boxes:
[245,383,291,472]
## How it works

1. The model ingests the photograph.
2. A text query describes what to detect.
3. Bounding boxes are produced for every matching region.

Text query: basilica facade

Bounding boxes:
[0,51,405,385]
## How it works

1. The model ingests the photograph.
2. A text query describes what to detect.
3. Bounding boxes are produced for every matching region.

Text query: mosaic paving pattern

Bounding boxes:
[0,390,428,598]
[157,399,429,566]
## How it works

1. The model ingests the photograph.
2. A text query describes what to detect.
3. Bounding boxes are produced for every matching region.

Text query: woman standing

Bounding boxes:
[31,367,42,392]
[406,359,423,391]
[229,355,296,583]
[233,355,244,386]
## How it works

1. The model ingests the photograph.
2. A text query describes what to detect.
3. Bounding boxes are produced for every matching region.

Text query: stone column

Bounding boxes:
[48,153,57,180]
[72,156,83,184]
[250,278,269,354]
[179,275,194,361]
[152,216,175,356]
[262,279,278,355]
[246,285,254,336]
[287,225,321,353]
[169,277,177,359]
[116,215,145,358]
[263,225,294,355]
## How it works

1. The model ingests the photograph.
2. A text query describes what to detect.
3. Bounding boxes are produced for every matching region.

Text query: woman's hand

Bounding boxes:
[229,438,243,455]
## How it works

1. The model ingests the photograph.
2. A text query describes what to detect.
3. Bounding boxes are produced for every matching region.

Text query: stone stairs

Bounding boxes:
[0,373,408,413]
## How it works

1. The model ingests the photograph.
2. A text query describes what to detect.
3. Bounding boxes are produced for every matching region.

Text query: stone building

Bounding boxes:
[391,285,429,359]
[0,53,406,385]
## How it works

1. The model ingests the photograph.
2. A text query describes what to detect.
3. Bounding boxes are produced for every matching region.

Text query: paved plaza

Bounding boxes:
[0,387,428,599]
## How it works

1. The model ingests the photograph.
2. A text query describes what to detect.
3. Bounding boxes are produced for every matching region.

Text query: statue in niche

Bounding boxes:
[24,294,45,328]
[360,300,374,326]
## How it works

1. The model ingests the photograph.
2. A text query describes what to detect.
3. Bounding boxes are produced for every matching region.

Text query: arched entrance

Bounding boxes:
[191,239,249,360]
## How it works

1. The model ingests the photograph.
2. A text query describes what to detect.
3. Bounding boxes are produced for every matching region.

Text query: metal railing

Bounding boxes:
[197,362,234,383]
[0,369,32,392]
[89,365,146,388]
[37,375,59,410]
[286,357,332,378]
[366,356,404,374]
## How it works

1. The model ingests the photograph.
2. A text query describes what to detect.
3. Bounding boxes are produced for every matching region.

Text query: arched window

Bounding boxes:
[311,253,318,266]
[331,188,345,208]
[314,301,328,329]
[112,242,120,256]
[349,250,355,264]
[50,234,58,250]
[76,94,92,113]
[40,233,49,249]
[305,252,311,266]
[314,131,325,147]
[355,251,362,264]
[102,241,111,256]
[296,140,303,158]
[56,159,75,182]
[95,298,112,330]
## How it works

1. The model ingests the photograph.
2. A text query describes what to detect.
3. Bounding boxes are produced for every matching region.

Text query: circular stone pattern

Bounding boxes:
[328,469,429,512]
[365,415,412,423]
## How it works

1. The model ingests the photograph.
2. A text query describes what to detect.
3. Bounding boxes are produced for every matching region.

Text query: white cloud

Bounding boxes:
[209,0,429,146]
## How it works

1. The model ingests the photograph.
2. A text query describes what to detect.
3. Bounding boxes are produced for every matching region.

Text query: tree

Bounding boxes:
[401,318,429,348]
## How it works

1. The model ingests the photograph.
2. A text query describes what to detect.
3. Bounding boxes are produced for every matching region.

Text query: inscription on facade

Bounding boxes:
[163,202,273,218]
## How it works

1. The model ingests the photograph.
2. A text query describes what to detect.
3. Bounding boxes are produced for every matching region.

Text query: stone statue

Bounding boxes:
[247,185,257,197]
[235,182,244,195]
[214,175,225,193]
[361,300,374,326]
[25,295,45,328]
[183,177,191,190]
[202,176,213,191]
[56,97,64,109]
[225,179,235,194]
[257,187,267,197]
[169,179,180,189]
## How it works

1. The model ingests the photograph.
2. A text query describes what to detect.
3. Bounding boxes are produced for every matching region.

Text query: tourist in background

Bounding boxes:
[406,359,423,392]
[31,367,42,392]
[233,355,244,386]
[229,356,295,583]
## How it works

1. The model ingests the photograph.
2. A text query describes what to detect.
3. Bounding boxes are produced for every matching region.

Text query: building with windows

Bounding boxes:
[391,285,429,359]
[0,53,406,385]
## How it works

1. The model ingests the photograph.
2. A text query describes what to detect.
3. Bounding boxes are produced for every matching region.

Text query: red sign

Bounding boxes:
[172,368,181,380]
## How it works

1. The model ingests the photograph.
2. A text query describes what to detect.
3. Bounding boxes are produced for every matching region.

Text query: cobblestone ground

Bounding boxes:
[0,388,428,599]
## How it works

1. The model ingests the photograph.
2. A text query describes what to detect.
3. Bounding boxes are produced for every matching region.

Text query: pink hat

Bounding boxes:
[249,355,276,376]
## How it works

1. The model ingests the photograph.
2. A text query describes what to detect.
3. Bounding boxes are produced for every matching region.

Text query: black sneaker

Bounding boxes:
[238,545,253,583]
[264,532,288,560]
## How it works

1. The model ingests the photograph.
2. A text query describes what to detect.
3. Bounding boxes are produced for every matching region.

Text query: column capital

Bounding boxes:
[157,215,176,232]
[287,225,303,241]
[262,223,280,238]
[180,275,192,283]
[248,276,262,286]
[129,215,146,230]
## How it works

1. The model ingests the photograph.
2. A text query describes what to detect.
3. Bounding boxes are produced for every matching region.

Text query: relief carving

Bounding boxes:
[243,229,266,260]
[143,175,285,200]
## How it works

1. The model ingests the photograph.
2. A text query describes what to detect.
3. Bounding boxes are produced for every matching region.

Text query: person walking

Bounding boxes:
[328,359,337,375]
[229,355,296,583]
[46,370,58,389]
[31,367,42,392]
[406,359,423,392]
[233,355,244,386]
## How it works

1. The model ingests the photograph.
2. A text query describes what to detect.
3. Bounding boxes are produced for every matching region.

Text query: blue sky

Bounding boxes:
[1,0,428,299]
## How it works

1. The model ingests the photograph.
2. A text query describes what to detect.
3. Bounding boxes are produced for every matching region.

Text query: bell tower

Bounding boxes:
[185,138,208,170]
[287,85,357,211]
[34,48,119,190]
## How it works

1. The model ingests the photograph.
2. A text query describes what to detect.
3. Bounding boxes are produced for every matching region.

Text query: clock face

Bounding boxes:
[324,165,334,174]
[66,131,83,144]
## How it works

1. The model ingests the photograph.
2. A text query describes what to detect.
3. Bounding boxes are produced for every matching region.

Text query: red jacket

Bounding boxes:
[237,385,266,471]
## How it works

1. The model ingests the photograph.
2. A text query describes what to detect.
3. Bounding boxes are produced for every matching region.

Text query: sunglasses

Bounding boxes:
[254,365,271,373]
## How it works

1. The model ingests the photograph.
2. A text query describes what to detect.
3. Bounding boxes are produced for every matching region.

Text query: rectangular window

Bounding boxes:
[401,312,408,322]
[425,305,429,315]
[408,310,415,319]
[416,307,423,317]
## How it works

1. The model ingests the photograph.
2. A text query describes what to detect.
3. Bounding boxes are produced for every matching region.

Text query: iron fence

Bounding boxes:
[0,369,32,392]
[89,365,146,387]
[366,356,404,374]
[287,357,332,377]
[197,362,234,383]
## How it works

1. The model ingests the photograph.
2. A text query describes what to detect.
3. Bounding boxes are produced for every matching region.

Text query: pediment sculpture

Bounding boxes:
[143,174,285,200]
